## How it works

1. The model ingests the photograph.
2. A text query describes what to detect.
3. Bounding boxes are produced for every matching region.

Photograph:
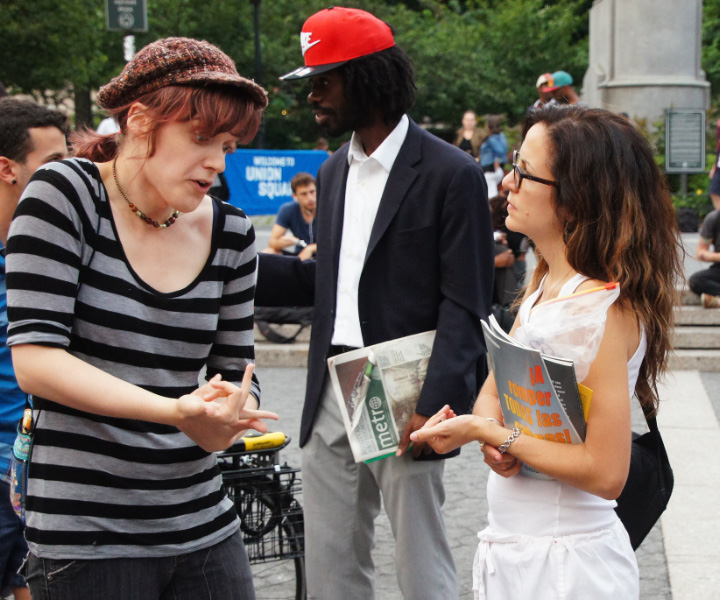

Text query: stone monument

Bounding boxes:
[582,0,710,123]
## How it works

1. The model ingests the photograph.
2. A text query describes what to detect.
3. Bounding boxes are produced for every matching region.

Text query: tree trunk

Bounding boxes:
[73,86,93,131]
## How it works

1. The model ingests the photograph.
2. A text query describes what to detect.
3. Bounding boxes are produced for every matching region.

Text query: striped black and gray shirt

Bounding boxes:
[5,158,258,559]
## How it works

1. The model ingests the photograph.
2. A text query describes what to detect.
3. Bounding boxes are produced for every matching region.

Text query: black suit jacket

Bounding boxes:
[257,119,495,451]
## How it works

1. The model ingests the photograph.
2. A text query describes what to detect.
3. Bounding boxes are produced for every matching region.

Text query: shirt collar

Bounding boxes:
[346,114,409,172]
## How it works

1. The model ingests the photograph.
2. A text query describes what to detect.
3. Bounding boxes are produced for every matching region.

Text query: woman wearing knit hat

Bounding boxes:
[5,37,275,599]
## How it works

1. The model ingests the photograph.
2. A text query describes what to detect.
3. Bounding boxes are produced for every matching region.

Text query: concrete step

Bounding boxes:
[254,345,720,371]
[253,323,311,343]
[669,349,720,371]
[250,304,720,370]
[255,341,309,368]
[673,326,720,349]
[253,338,720,371]
[678,286,700,306]
[255,310,719,334]
[675,305,720,325]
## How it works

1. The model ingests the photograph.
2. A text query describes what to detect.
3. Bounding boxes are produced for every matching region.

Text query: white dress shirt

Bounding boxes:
[331,115,410,347]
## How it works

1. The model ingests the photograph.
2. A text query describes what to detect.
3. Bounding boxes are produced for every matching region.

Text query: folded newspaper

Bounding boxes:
[327,331,436,463]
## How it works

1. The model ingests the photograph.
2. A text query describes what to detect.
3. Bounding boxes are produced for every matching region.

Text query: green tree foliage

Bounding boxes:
[0,0,115,110]
[0,0,589,146]
[469,0,589,119]
[703,0,720,106]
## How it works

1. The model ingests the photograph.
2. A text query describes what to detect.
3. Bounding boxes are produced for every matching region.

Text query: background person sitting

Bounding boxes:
[492,231,515,305]
[256,175,317,342]
[709,116,720,211]
[689,208,720,308]
[489,193,529,295]
[264,171,317,260]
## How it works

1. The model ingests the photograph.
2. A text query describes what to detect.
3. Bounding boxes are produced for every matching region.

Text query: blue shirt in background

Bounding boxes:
[480,133,508,169]
[275,201,317,254]
[0,253,25,473]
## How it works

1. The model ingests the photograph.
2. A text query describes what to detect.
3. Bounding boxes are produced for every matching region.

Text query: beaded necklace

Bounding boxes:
[112,156,180,229]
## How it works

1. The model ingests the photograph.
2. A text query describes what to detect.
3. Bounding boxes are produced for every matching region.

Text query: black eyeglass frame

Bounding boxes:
[512,150,558,190]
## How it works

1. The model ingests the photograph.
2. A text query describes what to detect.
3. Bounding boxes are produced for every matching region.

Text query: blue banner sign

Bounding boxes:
[224,149,330,215]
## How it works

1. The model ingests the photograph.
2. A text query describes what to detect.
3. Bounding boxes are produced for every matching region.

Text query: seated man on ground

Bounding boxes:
[263,172,317,260]
[690,209,720,308]
[257,172,317,341]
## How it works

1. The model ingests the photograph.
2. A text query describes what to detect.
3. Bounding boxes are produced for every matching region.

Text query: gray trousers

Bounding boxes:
[302,383,458,600]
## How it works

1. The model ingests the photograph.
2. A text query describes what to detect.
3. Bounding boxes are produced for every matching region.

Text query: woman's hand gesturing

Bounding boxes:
[177,365,278,452]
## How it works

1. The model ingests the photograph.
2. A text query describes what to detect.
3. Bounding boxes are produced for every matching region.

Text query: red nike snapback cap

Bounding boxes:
[280,7,395,80]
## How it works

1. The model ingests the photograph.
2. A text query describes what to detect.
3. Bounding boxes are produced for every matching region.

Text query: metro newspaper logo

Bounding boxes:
[326,331,435,463]
[366,375,398,450]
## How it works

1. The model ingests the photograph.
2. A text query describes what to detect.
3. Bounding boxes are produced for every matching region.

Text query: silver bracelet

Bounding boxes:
[497,427,521,454]
[486,417,503,427]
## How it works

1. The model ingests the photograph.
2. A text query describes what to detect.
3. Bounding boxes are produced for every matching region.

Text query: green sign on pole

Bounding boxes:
[106,0,148,32]
[665,109,706,174]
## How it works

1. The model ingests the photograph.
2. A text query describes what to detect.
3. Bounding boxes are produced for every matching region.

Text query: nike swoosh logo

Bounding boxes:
[302,39,321,55]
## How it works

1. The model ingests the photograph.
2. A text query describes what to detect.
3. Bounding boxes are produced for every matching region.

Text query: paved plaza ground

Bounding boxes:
[258,366,720,600]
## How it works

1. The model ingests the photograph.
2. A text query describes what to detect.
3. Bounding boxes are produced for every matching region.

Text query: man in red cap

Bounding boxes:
[259,7,494,598]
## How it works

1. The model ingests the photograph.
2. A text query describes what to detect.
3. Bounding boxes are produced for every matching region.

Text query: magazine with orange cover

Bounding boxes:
[482,317,591,480]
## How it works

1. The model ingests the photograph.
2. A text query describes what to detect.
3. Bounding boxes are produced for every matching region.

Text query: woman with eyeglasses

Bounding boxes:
[412,105,682,599]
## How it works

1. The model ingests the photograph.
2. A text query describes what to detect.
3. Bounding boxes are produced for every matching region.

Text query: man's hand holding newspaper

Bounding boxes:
[327,331,436,463]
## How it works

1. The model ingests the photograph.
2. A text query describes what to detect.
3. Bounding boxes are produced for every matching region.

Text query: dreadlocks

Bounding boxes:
[338,46,416,129]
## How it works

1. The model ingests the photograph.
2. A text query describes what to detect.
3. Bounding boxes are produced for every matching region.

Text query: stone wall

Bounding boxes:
[582,0,710,122]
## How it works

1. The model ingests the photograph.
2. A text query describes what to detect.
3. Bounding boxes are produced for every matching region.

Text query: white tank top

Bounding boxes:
[487,273,647,536]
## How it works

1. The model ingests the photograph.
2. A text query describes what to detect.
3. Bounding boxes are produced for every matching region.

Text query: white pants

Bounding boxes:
[473,520,639,600]
[302,382,457,600]
[484,168,504,199]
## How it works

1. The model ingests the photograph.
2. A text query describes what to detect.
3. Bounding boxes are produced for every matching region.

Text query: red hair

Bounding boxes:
[72,85,263,162]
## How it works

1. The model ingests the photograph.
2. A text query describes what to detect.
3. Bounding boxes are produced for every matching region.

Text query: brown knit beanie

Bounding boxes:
[97,37,268,110]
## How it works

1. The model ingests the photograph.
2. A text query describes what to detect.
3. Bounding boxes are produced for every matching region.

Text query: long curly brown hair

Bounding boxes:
[523,105,683,415]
